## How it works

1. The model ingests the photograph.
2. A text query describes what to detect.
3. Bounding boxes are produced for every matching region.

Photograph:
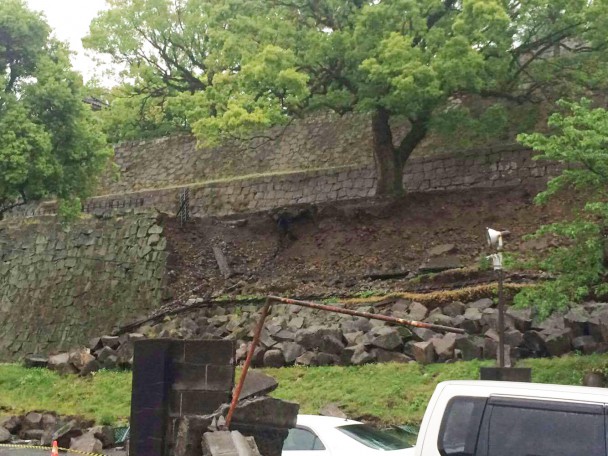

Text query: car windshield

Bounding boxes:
[337,424,413,451]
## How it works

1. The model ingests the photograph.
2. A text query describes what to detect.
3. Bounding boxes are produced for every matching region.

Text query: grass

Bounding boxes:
[1,354,608,425]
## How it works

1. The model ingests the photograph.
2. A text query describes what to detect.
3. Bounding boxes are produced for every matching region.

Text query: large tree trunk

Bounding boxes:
[372,109,429,196]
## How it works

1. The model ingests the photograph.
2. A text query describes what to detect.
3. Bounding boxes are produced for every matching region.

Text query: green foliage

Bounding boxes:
[85,0,608,194]
[516,100,608,317]
[0,1,111,217]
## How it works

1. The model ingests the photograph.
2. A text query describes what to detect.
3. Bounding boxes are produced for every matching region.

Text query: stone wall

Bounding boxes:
[81,146,560,218]
[0,215,168,360]
[101,112,385,195]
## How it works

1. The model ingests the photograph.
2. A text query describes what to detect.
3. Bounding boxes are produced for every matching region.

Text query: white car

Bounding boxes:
[282,414,416,456]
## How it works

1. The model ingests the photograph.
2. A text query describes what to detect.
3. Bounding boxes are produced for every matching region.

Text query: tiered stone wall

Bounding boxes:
[83,146,560,217]
[0,215,168,360]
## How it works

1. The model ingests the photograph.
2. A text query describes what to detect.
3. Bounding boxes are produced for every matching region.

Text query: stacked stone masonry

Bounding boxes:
[78,146,562,218]
[0,215,168,360]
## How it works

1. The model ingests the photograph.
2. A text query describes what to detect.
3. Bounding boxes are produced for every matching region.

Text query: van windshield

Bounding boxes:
[337,424,413,450]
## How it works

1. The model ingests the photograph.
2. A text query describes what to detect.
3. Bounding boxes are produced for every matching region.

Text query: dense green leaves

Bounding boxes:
[516,100,608,317]
[0,1,111,217]
[86,0,608,194]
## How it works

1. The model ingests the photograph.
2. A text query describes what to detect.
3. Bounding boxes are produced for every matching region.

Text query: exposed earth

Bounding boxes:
[162,186,578,302]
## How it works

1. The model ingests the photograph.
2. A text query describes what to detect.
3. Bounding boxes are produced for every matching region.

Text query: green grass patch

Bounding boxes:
[1,354,608,425]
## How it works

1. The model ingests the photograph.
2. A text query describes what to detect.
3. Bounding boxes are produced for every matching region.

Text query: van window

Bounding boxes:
[438,396,487,456]
[283,427,326,451]
[484,397,605,456]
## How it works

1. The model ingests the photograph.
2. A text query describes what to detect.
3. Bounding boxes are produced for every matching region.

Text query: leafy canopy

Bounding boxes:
[0,0,111,217]
[516,99,608,317]
[86,0,608,144]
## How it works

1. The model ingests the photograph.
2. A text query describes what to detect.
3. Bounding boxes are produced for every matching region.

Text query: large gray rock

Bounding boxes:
[564,307,591,337]
[279,342,305,365]
[464,307,483,322]
[0,416,20,434]
[295,327,344,354]
[469,298,494,310]
[523,330,548,355]
[295,351,318,366]
[350,345,376,365]
[70,433,103,454]
[368,327,402,351]
[412,327,438,342]
[534,314,566,331]
[406,302,428,321]
[506,307,533,332]
[427,244,456,257]
[90,425,115,448]
[239,371,279,400]
[341,318,372,333]
[442,302,466,317]
[343,331,365,347]
[202,431,261,456]
[413,341,436,364]
[371,349,411,364]
[100,335,121,349]
[432,334,457,362]
[263,350,285,368]
[504,329,524,348]
[425,313,454,327]
[23,412,42,430]
[481,309,499,331]
[23,354,48,369]
[316,353,341,366]
[455,335,484,361]
[48,353,77,375]
[0,427,10,443]
[69,349,95,372]
[542,327,572,357]
[573,335,598,355]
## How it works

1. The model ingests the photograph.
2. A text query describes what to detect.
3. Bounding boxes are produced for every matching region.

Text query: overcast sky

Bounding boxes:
[25,0,108,82]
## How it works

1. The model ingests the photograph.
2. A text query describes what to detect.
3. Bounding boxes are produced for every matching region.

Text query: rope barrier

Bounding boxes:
[0,443,105,456]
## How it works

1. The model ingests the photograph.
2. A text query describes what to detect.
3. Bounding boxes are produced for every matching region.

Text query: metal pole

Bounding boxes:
[497,268,505,368]
[267,295,465,334]
[225,300,271,429]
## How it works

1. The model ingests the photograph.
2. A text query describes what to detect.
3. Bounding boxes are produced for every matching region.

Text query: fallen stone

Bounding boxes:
[23,354,48,369]
[534,314,566,331]
[295,327,343,353]
[468,298,494,310]
[481,309,499,331]
[341,317,372,333]
[202,430,261,456]
[427,243,456,257]
[100,335,121,349]
[350,345,376,365]
[419,255,462,272]
[413,341,436,364]
[412,327,438,342]
[432,334,457,362]
[319,403,347,419]
[371,349,411,364]
[316,353,341,366]
[68,350,96,372]
[455,335,484,361]
[483,337,497,360]
[425,313,454,327]
[251,347,266,368]
[504,329,524,348]
[573,335,598,355]
[22,429,44,440]
[564,306,590,337]
[542,327,572,357]
[70,433,103,454]
[506,307,533,332]
[442,301,466,317]
[278,342,305,365]
[80,359,101,376]
[89,337,103,352]
[464,307,483,322]
[96,346,118,363]
[23,412,42,430]
[239,371,279,400]
[523,330,547,355]
[91,425,115,448]
[406,302,429,321]
[263,349,285,368]
[48,353,78,375]
[0,416,20,434]
[583,372,606,387]
[368,327,402,351]
[344,331,365,346]
[172,416,213,456]
[116,341,134,368]
[0,427,10,443]
[295,351,318,366]
[272,329,296,342]
[41,414,56,431]
[55,420,83,449]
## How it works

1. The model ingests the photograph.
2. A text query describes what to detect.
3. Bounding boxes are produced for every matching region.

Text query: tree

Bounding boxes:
[86,0,608,195]
[515,99,608,318]
[0,0,111,218]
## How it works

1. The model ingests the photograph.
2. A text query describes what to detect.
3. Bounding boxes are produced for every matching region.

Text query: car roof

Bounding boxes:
[437,380,608,401]
[296,414,362,428]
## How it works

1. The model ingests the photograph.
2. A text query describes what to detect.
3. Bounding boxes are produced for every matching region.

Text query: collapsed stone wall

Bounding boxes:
[0,214,168,360]
[82,146,560,218]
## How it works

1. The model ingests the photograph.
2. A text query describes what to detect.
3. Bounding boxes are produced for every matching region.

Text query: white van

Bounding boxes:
[415,380,608,456]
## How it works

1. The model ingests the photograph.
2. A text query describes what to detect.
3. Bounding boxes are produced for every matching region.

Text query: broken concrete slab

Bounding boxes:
[239,371,279,401]
[419,255,463,272]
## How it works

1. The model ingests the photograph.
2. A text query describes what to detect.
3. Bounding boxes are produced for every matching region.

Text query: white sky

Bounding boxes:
[25,0,108,83]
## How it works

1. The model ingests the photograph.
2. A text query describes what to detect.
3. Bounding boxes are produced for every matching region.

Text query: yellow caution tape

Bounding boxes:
[0,443,105,456]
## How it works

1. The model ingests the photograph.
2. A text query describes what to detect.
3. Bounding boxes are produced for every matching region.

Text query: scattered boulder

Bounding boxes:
[413,341,436,365]
[350,345,376,365]
[427,244,456,257]
[100,335,121,350]
[90,425,115,448]
[368,327,402,351]
[564,307,590,337]
[22,412,43,430]
[412,327,437,342]
[316,353,341,366]
[23,354,48,369]
[506,307,533,332]
[295,351,318,366]
[573,336,598,355]
[455,335,484,361]
[69,349,95,372]
[432,334,457,362]
[542,327,572,357]
[406,302,428,321]
[0,416,20,434]
[469,298,494,310]
[240,371,279,401]
[442,301,466,317]
[22,429,44,440]
[263,350,285,368]
[279,342,305,365]
[70,433,103,454]
[371,349,411,364]
[0,427,10,443]
[48,353,77,375]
